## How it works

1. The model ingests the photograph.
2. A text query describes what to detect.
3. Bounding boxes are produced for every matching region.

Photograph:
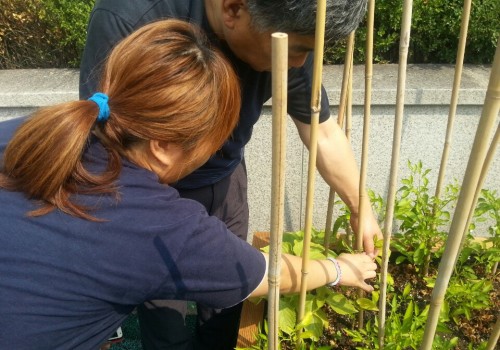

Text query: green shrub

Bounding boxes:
[0,0,93,69]
[325,0,500,64]
[0,0,498,68]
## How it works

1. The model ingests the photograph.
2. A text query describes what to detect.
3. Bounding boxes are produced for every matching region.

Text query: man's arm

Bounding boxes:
[292,116,383,257]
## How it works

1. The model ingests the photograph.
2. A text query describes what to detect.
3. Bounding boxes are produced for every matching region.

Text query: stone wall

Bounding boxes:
[1,65,497,236]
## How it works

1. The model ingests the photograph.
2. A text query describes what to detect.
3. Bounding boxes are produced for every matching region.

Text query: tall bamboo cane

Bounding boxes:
[296,0,326,347]
[356,0,376,329]
[486,314,500,350]
[430,0,474,276]
[377,0,413,346]
[456,124,499,266]
[346,46,354,141]
[267,33,288,350]
[324,32,355,256]
[434,0,473,201]
[420,37,500,350]
[338,32,356,129]
[345,57,355,247]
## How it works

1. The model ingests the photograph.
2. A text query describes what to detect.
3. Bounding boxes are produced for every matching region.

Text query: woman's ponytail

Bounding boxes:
[0,99,111,219]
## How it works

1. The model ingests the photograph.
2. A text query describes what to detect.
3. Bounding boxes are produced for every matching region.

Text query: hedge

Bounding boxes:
[0,0,93,69]
[0,0,498,69]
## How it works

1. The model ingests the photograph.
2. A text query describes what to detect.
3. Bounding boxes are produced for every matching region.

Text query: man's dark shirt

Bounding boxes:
[79,0,330,189]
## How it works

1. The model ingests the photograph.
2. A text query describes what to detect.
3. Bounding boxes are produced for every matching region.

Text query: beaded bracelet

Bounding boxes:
[326,257,342,287]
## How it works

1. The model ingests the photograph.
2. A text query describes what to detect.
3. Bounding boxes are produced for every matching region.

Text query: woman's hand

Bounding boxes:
[336,253,378,292]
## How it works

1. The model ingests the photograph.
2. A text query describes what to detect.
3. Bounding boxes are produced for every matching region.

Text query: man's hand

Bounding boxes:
[349,209,383,259]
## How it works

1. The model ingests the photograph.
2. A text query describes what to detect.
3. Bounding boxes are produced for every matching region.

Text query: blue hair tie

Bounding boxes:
[88,92,110,122]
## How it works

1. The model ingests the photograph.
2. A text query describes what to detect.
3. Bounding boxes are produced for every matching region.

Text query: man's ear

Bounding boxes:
[221,0,246,29]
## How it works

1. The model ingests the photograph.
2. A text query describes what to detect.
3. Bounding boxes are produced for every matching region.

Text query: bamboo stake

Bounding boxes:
[345,55,354,247]
[434,0,473,200]
[420,37,500,350]
[486,314,500,350]
[267,32,288,350]
[296,0,326,347]
[346,48,354,143]
[378,0,413,346]
[324,31,355,255]
[430,0,474,276]
[355,0,376,329]
[323,188,337,253]
[456,124,499,266]
[338,32,356,129]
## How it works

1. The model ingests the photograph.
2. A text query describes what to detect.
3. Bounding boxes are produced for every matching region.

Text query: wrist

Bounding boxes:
[326,257,342,287]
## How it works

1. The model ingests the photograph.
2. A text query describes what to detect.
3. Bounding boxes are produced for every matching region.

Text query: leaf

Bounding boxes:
[396,255,407,265]
[402,300,414,332]
[356,298,379,311]
[402,283,411,298]
[326,293,358,315]
[279,298,297,334]
[301,316,324,341]
[278,302,296,334]
[439,300,450,323]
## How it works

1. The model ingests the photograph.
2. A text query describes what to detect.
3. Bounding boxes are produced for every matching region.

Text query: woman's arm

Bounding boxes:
[250,252,377,297]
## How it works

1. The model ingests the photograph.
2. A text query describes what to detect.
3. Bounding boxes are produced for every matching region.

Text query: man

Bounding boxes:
[80,1,382,349]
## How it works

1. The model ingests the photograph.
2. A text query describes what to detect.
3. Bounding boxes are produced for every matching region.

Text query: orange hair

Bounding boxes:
[0,19,241,220]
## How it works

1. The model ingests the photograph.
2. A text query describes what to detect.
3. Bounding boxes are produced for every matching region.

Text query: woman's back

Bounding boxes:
[0,117,265,349]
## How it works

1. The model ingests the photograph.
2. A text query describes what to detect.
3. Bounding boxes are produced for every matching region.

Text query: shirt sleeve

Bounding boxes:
[79,9,134,99]
[154,212,267,309]
[287,53,331,124]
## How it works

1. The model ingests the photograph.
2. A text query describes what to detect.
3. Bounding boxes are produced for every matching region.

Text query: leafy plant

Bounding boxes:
[241,160,498,349]
[0,0,93,68]
[324,0,499,64]
[344,283,455,350]
[425,275,492,325]
[242,230,359,349]
[475,189,500,250]
[390,161,460,276]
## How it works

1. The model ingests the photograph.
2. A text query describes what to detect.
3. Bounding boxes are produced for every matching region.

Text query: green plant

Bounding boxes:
[458,235,500,279]
[1,0,498,68]
[475,189,500,248]
[344,283,455,350]
[242,161,498,349]
[324,0,499,64]
[38,0,94,66]
[390,161,460,276]
[0,0,93,68]
[245,230,358,349]
[425,274,492,326]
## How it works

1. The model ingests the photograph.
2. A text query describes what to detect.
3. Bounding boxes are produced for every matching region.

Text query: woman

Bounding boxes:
[0,19,377,349]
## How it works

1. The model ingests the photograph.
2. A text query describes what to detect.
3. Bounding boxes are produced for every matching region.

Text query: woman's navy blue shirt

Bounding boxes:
[0,117,266,349]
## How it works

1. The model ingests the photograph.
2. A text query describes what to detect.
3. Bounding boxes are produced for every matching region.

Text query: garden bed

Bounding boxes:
[240,231,499,349]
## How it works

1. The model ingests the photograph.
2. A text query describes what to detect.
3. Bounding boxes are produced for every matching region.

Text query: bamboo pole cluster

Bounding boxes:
[356,0,377,329]
[377,0,413,345]
[434,0,473,201]
[296,1,327,347]
[265,1,498,349]
[420,35,500,350]
[323,31,355,255]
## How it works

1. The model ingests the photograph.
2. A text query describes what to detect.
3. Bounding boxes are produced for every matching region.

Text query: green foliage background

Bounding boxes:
[0,0,499,69]
[327,0,500,64]
[0,0,94,68]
